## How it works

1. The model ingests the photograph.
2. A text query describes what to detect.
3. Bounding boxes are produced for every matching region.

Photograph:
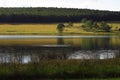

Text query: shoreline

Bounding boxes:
[0,59,120,79]
[0,32,119,35]
[0,23,119,35]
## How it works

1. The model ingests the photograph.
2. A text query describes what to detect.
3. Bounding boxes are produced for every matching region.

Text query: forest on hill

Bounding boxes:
[0,7,120,23]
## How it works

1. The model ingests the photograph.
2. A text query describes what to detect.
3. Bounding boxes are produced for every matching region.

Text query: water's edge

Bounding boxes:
[0,35,119,39]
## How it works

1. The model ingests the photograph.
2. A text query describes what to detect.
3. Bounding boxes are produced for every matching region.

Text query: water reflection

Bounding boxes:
[68,50,119,59]
[0,46,72,63]
[0,35,119,63]
[57,37,64,45]
[0,46,119,63]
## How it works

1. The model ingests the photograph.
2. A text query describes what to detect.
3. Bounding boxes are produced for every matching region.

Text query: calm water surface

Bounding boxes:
[0,35,119,63]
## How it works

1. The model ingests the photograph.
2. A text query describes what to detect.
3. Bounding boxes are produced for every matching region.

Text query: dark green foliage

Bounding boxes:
[92,22,99,29]
[81,19,112,32]
[0,7,120,23]
[84,20,93,28]
[66,22,73,27]
[104,25,112,32]
[99,22,107,30]
[81,20,93,31]
[99,22,112,32]
[0,59,120,79]
[57,23,65,33]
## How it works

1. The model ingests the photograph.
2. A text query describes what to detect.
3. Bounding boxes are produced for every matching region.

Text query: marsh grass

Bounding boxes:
[0,59,120,79]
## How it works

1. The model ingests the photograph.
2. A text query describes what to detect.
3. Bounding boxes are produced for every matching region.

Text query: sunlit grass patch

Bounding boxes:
[0,23,119,35]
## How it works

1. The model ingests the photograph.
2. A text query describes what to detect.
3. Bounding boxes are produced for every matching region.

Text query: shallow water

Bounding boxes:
[0,35,119,39]
[0,35,119,63]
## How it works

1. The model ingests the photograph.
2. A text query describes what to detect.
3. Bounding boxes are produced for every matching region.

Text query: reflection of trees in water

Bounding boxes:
[81,38,111,50]
[57,38,64,45]
[63,37,119,50]
[102,38,111,49]
[0,37,119,63]
[68,50,119,59]
[0,46,72,63]
[0,46,119,63]
[57,34,64,45]
[115,50,120,58]
[61,37,119,50]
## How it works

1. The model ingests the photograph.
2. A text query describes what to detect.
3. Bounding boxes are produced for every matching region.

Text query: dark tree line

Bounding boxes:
[0,7,120,23]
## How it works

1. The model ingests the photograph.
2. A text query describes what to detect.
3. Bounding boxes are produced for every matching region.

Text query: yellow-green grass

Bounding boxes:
[0,23,86,35]
[108,22,120,30]
[0,24,58,35]
[0,23,119,35]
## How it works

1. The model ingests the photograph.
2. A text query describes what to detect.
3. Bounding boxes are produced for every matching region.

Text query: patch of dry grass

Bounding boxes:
[0,23,119,35]
[108,22,120,30]
[0,24,58,34]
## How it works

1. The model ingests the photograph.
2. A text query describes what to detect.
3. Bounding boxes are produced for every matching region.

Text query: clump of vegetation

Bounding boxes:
[57,23,65,33]
[66,22,73,27]
[0,59,120,79]
[115,26,120,31]
[81,18,112,32]
[99,22,112,32]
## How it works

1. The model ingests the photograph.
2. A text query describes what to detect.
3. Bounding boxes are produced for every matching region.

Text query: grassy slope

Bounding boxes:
[0,23,119,35]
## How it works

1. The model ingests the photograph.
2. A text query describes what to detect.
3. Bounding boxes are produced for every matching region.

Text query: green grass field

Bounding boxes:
[0,22,119,35]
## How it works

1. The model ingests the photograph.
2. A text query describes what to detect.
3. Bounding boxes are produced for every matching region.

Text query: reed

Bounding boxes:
[0,59,120,79]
